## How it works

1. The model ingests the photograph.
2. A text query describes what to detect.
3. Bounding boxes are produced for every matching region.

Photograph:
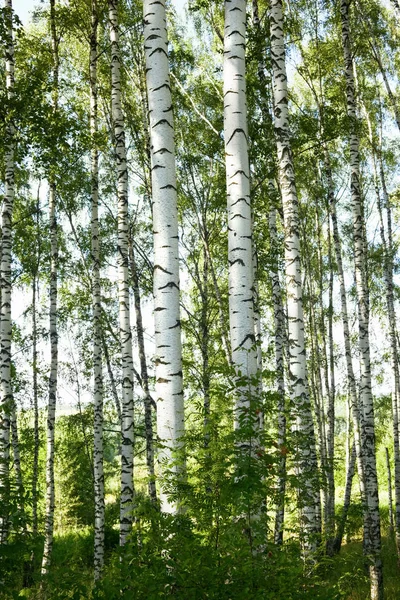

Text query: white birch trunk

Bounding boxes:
[102,336,122,421]
[224,0,258,429]
[341,1,383,595]
[364,99,400,521]
[334,441,356,552]
[327,151,368,536]
[41,0,59,575]
[144,0,184,513]
[109,0,135,543]
[269,203,287,545]
[386,447,394,534]
[91,0,105,578]
[32,274,39,535]
[326,218,336,554]
[378,156,400,556]
[269,0,320,556]
[0,0,14,545]
[10,406,23,504]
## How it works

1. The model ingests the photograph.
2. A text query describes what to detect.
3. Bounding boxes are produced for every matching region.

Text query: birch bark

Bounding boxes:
[0,0,14,544]
[144,0,184,513]
[42,0,59,575]
[224,0,258,429]
[128,237,157,504]
[325,214,335,554]
[269,204,287,545]
[386,448,394,534]
[269,0,320,555]
[340,0,383,594]
[378,155,400,556]
[32,273,39,535]
[109,0,135,543]
[327,152,367,544]
[91,0,105,578]
[362,100,400,553]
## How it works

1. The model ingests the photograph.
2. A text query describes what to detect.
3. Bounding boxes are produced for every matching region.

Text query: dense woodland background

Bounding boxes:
[1,0,400,597]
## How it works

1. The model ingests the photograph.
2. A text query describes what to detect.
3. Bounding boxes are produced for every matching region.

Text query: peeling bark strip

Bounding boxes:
[91,0,105,580]
[269,0,320,557]
[42,0,59,575]
[109,0,135,544]
[0,0,14,544]
[144,0,184,513]
[340,1,383,596]
[224,0,258,426]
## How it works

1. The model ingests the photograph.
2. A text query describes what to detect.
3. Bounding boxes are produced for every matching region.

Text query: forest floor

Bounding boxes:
[2,527,400,598]
[322,535,399,599]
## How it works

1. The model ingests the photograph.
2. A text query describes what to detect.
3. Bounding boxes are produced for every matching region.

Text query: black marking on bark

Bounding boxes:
[153,118,173,128]
[149,48,168,59]
[154,264,173,274]
[226,127,248,145]
[159,281,179,290]
[153,83,170,92]
[154,147,172,154]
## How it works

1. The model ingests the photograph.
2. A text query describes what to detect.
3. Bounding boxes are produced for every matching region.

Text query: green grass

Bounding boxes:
[1,527,400,599]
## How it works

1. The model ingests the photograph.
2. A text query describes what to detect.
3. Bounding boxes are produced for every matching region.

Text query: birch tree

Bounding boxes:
[268,202,287,545]
[109,0,135,544]
[224,0,258,430]
[144,0,184,513]
[42,0,59,575]
[269,0,321,556]
[340,0,383,594]
[91,0,105,578]
[0,0,15,544]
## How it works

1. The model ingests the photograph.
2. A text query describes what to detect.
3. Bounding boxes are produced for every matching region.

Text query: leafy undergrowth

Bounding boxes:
[320,535,400,600]
[1,525,399,599]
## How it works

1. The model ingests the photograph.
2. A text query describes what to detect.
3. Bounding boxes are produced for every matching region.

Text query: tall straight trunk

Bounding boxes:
[128,237,157,504]
[327,152,367,550]
[32,274,39,535]
[375,146,400,557]
[363,97,400,544]
[306,276,328,526]
[269,204,287,545]
[202,239,232,366]
[315,208,336,549]
[340,1,383,595]
[224,0,258,429]
[269,0,320,556]
[91,0,105,579]
[334,442,356,552]
[42,0,59,576]
[386,448,394,534]
[144,0,184,513]
[109,0,135,544]
[102,335,122,421]
[0,0,14,545]
[10,407,23,502]
[325,215,336,555]
[200,243,211,445]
